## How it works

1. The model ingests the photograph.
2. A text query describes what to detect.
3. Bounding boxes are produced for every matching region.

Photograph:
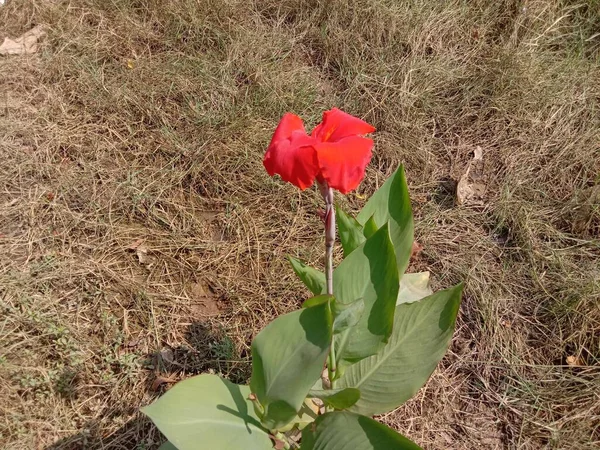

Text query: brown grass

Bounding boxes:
[1,0,599,449]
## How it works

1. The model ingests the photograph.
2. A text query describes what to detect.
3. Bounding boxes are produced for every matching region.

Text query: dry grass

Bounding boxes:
[1,0,599,449]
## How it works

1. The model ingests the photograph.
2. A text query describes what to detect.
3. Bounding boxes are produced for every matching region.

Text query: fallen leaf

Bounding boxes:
[457,147,486,205]
[188,282,220,316]
[151,375,177,391]
[320,367,330,389]
[0,25,46,56]
[159,348,174,364]
[136,245,149,264]
[124,338,141,348]
[127,238,146,250]
[410,241,424,259]
[126,59,135,69]
[306,398,320,415]
[566,355,584,366]
[456,170,474,205]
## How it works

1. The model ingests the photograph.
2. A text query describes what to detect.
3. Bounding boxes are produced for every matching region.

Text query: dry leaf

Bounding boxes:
[457,147,486,205]
[0,25,46,56]
[188,282,221,316]
[126,59,135,69]
[159,348,174,364]
[151,375,177,391]
[456,171,474,205]
[124,338,141,348]
[127,238,146,250]
[410,241,424,259]
[136,245,149,264]
[320,367,331,389]
[566,355,584,366]
[306,398,320,415]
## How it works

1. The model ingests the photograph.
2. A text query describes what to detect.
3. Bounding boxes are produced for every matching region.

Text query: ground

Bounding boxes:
[1,0,599,449]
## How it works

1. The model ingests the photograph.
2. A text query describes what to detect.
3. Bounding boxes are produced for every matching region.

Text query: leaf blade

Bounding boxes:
[141,375,272,450]
[301,411,423,450]
[336,208,366,257]
[288,256,326,295]
[396,272,433,305]
[337,284,463,415]
[308,388,361,410]
[250,302,332,429]
[357,165,414,277]
[333,223,399,365]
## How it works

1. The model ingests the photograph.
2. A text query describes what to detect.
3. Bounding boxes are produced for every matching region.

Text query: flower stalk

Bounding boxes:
[320,182,337,387]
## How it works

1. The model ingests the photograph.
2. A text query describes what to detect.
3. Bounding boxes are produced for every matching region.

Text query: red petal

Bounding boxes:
[311,108,375,143]
[315,136,373,194]
[268,113,306,146]
[264,115,319,190]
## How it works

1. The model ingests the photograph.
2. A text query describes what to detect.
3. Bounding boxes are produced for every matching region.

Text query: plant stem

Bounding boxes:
[320,183,337,388]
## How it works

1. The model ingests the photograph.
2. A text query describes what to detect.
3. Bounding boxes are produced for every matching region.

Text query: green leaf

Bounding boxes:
[332,298,364,334]
[141,375,271,450]
[301,411,423,450]
[357,165,414,277]
[336,284,463,416]
[363,215,378,239]
[158,442,178,450]
[336,208,366,257]
[308,388,361,410]
[288,256,326,295]
[302,294,333,309]
[277,400,319,432]
[250,302,332,429]
[397,272,432,305]
[333,223,399,365]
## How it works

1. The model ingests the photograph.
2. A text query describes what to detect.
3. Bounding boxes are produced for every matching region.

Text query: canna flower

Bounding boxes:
[263,108,375,194]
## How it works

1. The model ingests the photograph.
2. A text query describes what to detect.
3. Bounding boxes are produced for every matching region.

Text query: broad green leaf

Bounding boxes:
[302,294,333,309]
[397,272,432,305]
[141,375,271,450]
[250,302,332,429]
[363,215,378,239]
[277,400,319,432]
[357,165,414,277]
[301,411,423,450]
[333,223,399,365]
[308,388,361,410]
[337,284,463,415]
[336,208,366,257]
[158,442,178,450]
[288,256,326,295]
[332,298,364,334]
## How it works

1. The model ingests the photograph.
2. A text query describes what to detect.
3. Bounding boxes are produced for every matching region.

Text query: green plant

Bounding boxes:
[142,110,463,449]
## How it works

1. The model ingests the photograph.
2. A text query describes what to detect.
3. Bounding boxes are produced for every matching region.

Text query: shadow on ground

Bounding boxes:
[46,321,249,450]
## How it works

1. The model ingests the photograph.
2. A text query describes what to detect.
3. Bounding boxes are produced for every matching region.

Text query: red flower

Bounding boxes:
[263,108,375,194]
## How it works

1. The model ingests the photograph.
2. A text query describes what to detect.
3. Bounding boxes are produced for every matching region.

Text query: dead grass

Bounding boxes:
[1,0,599,449]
